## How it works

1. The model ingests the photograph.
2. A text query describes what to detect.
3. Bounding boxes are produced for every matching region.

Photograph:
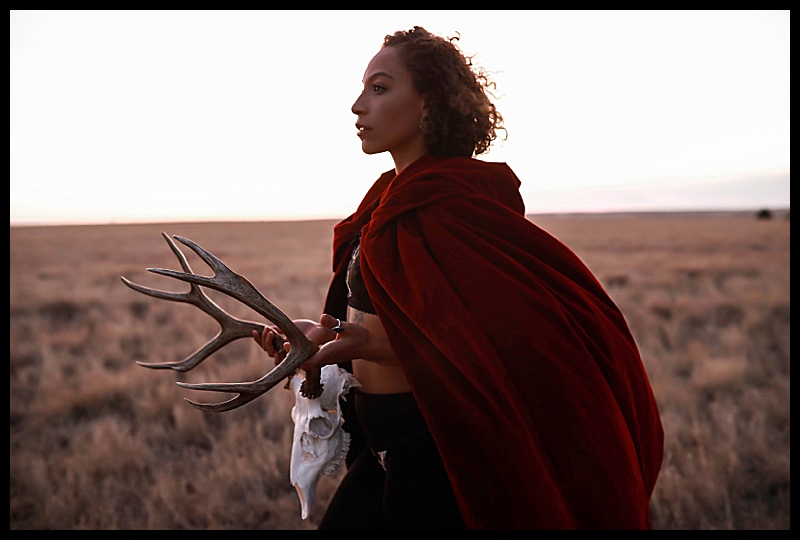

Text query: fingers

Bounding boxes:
[252,329,268,350]
[320,313,344,335]
[252,328,271,352]
[260,331,290,366]
[265,329,277,352]
[252,326,284,357]
[274,336,289,363]
[253,318,348,370]
[299,315,355,371]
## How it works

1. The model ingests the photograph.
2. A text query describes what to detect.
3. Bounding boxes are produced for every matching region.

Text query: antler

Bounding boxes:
[121,232,323,412]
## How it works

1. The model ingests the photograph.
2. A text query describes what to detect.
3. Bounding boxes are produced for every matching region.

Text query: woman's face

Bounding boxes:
[352,46,427,171]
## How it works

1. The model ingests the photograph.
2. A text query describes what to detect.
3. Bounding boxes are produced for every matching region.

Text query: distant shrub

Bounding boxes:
[756,209,773,220]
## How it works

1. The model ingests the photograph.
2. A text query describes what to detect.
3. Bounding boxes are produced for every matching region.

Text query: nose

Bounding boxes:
[351,92,365,116]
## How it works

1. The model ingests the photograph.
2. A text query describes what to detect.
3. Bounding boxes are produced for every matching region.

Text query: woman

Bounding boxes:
[254,26,664,530]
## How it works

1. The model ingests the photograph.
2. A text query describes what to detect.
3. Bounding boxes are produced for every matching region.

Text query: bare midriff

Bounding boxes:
[348,306,412,394]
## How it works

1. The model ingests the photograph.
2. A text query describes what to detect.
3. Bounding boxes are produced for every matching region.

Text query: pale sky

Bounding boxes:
[10,10,790,225]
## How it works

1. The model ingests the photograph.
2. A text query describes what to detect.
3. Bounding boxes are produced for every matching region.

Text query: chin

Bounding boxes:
[361,143,385,156]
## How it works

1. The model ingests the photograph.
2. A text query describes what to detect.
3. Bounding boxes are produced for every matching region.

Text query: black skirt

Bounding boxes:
[318,390,465,529]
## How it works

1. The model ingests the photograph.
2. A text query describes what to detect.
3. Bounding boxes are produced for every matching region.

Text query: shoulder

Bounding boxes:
[410,155,518,185]
[391,155,520,198]
[368,155,525,229]
[397,155,524,212]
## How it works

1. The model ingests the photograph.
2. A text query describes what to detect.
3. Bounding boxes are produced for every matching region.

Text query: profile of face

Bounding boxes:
[352,46,428,170]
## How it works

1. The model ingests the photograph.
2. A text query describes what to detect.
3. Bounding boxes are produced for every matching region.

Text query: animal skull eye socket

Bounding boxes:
[308,416,335,437]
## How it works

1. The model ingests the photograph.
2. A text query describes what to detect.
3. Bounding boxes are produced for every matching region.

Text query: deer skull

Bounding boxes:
[289,364,360,519]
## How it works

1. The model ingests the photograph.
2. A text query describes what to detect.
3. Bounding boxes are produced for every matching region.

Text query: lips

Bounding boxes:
[356,124,370,138]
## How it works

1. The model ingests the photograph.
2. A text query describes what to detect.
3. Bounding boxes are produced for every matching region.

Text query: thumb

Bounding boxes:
[320,313,344,334]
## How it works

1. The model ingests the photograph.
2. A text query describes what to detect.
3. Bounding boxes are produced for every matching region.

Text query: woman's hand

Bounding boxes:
[295,314,367,370]
[253,314,396,370]
[299,314,397,371]
[252,318,337,366]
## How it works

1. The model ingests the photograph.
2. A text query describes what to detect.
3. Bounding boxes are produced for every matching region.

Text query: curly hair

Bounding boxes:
[383,26,505,158]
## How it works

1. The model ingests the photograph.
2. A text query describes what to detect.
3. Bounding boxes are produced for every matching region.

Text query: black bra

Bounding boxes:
[346,233,377,315]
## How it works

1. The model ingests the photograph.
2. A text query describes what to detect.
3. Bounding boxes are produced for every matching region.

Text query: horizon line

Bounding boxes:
[9,206,790,228]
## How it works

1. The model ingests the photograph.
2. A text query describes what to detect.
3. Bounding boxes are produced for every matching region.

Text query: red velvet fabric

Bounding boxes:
[324,154,664,529]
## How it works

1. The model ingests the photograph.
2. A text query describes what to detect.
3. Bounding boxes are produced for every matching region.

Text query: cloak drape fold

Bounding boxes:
[324,154,663,529]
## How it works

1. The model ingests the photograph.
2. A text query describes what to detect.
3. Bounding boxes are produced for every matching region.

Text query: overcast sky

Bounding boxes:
[10,10,790,225]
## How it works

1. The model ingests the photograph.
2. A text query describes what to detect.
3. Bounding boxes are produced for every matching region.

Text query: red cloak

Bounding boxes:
[324,154,664,529]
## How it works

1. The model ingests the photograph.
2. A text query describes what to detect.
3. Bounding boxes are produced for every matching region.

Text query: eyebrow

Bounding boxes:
[363,71,396,83]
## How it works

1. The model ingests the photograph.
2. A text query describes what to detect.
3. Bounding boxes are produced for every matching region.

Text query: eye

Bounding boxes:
[372,83,386,94]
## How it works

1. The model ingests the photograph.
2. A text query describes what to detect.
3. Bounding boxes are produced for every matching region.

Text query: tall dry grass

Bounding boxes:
[9,212,790,529]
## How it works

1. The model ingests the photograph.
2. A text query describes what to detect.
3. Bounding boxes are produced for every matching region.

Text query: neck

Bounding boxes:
[391,141,429,175]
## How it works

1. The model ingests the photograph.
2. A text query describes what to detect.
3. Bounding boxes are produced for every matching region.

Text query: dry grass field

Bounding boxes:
[9,212,790,529]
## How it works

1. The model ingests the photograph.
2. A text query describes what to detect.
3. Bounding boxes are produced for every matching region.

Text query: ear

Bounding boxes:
[420,94,429,116]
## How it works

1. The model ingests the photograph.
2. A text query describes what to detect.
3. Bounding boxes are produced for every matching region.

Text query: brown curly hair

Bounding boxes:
[383,26,505,158]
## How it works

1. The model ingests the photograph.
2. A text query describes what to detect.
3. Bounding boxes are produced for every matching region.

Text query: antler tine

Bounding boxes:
[145,234,322,408]
[120,232,285,372]
[181,389,263,413]
[148,235,310,348]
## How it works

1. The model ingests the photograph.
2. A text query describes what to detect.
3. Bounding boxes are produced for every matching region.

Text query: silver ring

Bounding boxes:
[332,318,344,334]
